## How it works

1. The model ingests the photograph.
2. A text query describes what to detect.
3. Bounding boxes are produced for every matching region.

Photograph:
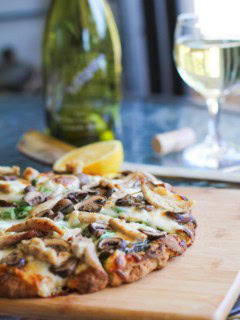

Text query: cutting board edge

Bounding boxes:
[214,271,240,320]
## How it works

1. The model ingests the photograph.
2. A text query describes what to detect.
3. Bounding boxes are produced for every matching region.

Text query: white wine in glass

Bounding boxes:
[174,14,240,168]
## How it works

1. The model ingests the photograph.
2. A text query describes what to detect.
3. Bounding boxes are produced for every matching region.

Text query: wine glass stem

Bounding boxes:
[205,97,222,147]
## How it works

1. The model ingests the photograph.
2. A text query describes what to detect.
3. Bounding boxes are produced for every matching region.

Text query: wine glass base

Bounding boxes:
[183,141,240,169]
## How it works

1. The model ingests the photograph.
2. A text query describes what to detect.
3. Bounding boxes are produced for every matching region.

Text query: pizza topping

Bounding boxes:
[165,211,197,227]
[0,175,17,181]
[43,238,71,252]
[24,190,44,206]
[88,221,109,237]
[71,237,106,272]
[115,194,140,207]
[76,212,111,226]
[0,250,26,267]
[141,181,193,213]
[52,175,79,187]
[176,228,194,246]
[6,218,64,236]
[74,195,106,212]
[139,229,166,240]
[52,199,74,215]
[24,185,35,194]
[30,196,62,217]
[35,209,58,219]
[20,237,70,266]
[67,191,88,204]
[0,230,44,249]
[98,237,123,250]
[109,218,147,242]
[23,167,39,182]
[50,258,78,278]
[76,173,90,187]
[0,200,16,207]
[89,180,115,198]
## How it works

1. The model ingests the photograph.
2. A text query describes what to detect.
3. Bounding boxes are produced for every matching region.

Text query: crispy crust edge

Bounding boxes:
[0,265,39,298]
[106,234,188,287]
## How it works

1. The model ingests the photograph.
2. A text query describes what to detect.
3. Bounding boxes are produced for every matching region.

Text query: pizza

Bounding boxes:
[0,165,196,298]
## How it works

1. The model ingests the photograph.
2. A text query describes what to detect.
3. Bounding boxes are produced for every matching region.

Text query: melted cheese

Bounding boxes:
[0,180,27,202]
[24,260,66,297]
[35,175,80,197]
[0,248,14,260]
[101,207,184,233]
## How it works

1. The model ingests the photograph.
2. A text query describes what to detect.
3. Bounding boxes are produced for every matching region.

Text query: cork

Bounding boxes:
[152,127,196,155]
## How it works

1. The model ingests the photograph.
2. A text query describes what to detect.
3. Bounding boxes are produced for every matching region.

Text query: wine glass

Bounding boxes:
[174,13,240,169]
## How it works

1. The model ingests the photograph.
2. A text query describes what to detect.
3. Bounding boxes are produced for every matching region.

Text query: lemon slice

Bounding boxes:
[53,140,124,175]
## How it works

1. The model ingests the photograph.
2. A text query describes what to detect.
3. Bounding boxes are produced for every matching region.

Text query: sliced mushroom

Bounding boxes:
[24,185,35,194]
[24,190,44,206]
[44,238,71,252]
[6,218,64,236]
[139,229,166,240]
[67,191,88,204]
[98,237,123,250]
[74,195,106,212]
[50,258,78,278]
[90,186,114,198]
[0,251,26,267]
[115,194,140,207]
[0,200,16,207]
[0,230,44,249]
[91,180,115,198]
[35,209,55,218]
[88,221,108,237]
[52,199,74,215]
[98,248,114,260]
[121,170,132,177]
[30,196,62,217]
[166,211,197,227]
[35,209,64,221]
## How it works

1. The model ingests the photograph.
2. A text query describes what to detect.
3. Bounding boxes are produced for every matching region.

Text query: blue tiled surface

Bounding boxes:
[0,95,239,319]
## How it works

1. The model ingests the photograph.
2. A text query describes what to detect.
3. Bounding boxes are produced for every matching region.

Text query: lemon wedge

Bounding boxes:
[53,140,124,175]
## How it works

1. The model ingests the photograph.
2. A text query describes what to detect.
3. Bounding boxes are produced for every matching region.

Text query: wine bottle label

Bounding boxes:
[66,54,106,95]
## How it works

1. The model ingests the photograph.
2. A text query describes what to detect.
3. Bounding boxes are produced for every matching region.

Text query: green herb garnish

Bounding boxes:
[31,178,38,186]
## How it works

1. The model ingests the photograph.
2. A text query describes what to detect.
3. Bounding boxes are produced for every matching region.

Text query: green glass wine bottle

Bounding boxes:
[43,0,122,146]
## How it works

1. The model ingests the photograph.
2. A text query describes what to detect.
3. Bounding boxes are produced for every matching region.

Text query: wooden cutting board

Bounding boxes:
[0,187,240,320]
